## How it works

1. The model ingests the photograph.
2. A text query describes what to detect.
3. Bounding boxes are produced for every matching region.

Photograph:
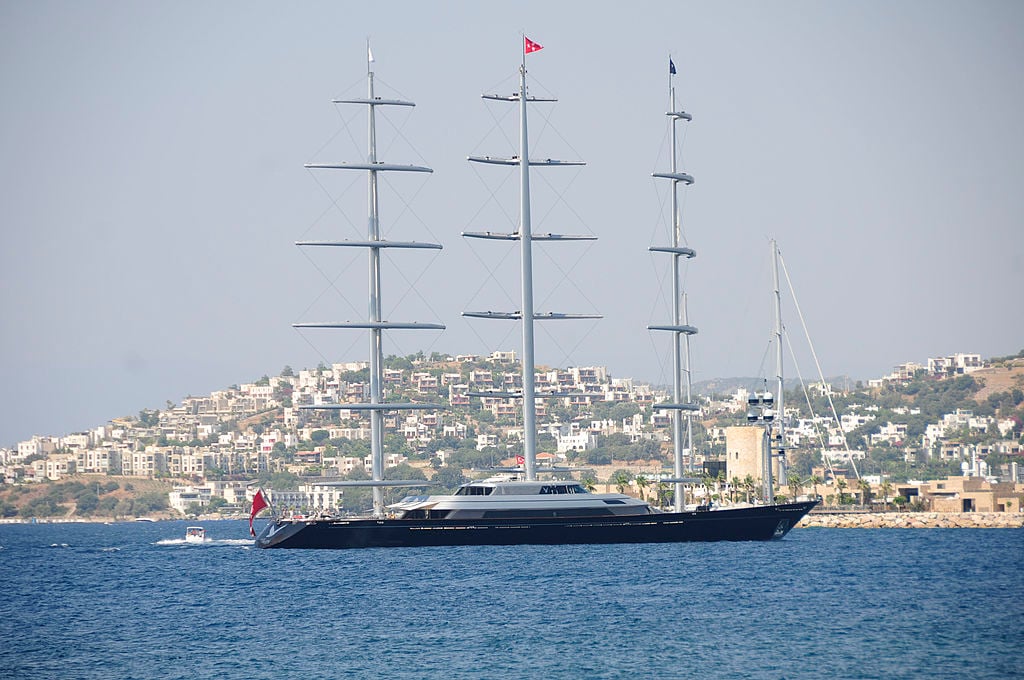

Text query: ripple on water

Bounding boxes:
[0,522,1020,679]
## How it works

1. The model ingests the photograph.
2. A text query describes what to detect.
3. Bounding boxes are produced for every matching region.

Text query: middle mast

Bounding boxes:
[463,37,598,481]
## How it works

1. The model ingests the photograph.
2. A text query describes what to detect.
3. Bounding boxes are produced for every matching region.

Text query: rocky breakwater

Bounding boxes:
[798,512,1024,529]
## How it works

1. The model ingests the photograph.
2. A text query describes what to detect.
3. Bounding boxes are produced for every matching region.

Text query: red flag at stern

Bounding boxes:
[249,488,269,537]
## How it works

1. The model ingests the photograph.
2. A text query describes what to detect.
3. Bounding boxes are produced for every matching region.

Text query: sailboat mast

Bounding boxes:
[465,40,592,482]
[650,56,697,512]
[670,73,697,482]
[668,78,686,508]
[765,238,782,503]
[518,63,538,481]
[297,48,443,520]
[366,59,386,515]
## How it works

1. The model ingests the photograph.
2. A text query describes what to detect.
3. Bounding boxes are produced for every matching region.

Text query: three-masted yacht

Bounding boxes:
[256,44,816,549]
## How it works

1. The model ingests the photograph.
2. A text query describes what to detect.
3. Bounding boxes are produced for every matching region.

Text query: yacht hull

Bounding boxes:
[256,501,817,549]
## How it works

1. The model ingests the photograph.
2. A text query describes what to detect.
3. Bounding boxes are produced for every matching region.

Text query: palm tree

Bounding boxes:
[788,472,804,501]
[730,477,742,504]
[742,475,756,504]
[655,481,671,509]
[809,475,822,500]
[635,475,650,503]
[581,476,597,493]
[700,474,714,504]
[611,470,632,495]
[858,479,872,508]
[836,477,848,506]
[880,480,893,511]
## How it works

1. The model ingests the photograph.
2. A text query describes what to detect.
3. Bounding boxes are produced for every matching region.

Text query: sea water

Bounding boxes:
[0,520,1020,679]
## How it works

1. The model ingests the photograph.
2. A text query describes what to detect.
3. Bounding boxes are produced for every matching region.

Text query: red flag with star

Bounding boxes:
[524,36,543,54]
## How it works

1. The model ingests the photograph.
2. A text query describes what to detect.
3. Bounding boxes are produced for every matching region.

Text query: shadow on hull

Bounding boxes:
[256,501,818,549]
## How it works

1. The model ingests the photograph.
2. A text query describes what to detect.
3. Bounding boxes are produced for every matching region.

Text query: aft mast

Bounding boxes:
[649,57,699,512]
[767,238,783,502]
[296,45,444,517]
[464,36,597,481]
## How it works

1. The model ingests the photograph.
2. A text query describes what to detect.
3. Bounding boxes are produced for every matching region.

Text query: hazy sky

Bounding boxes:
[2,1,1022,445]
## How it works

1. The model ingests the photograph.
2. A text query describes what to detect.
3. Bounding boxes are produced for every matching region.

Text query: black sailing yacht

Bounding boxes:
[256,42,816,550]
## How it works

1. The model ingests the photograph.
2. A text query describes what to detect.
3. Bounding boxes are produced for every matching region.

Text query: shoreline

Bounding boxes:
[798,511,1024,529]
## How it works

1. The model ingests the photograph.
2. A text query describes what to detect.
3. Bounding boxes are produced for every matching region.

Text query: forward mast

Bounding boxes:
[297,48,444,516]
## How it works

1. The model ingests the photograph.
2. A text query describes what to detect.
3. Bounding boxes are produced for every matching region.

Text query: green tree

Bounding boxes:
[655,482,671,508]
[338,467,372,513]
[858,479,872,507]
[880,480,893,511]
[97,496,119,516]
[742,475,756,504]
[74,491,99,515]
[787,472,803,501]
[809,474,823,499]
[138,409,160,427]
[635,475,649,502]
[789,450,818,477]
[836,477,849,506]
[611,469,633,495]
[430,466,467,492]
[584,449,612,466]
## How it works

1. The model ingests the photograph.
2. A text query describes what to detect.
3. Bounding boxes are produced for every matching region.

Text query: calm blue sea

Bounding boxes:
[0,520,1020,679]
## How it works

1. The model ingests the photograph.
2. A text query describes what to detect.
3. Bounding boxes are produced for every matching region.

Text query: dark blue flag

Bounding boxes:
[669,58,676,75]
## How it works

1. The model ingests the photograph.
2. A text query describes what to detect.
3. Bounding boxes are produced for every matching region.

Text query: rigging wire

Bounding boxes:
[783,328,837,480]
[778,249,860,480]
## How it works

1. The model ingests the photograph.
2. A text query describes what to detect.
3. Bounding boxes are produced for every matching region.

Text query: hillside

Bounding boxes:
[971,358,1024,403]
[0,475,178,520]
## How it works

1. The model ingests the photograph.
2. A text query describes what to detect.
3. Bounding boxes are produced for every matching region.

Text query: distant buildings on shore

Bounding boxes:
[868,352,984,388]
[1,349,1022,515]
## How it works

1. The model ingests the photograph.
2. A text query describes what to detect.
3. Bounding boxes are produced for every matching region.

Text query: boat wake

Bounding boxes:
[154,538,253,547]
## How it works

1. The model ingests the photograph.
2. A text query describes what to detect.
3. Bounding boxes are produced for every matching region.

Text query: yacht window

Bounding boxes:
[538,484,589,494]
[455,485,494,496]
